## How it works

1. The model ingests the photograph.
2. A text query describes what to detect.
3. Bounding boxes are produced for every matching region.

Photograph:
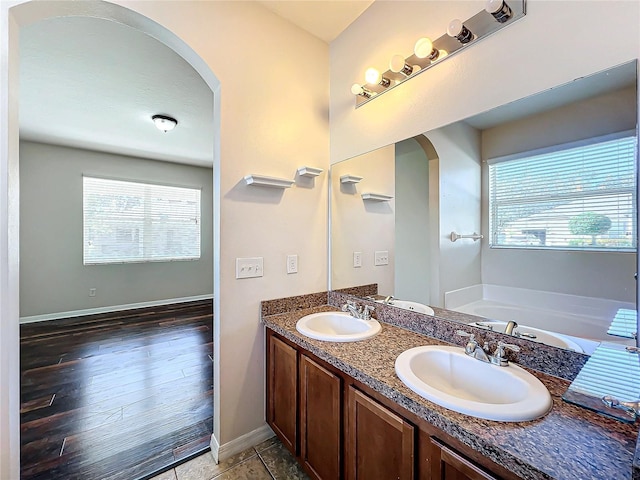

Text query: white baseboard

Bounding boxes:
[19,294,214,324]
[210,424,275,464]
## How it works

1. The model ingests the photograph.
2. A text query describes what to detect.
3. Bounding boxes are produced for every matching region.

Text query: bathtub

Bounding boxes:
[444,284,636,355]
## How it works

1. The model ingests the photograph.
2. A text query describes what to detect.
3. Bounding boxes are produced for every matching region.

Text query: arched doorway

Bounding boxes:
[0,2,221,478]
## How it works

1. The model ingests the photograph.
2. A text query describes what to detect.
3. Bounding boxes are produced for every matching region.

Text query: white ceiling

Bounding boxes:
[20,16,215,167]
[18,2,372,167]
[258,0,374,43]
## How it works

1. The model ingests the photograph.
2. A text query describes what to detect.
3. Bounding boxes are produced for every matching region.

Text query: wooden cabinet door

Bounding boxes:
[347,386,415,480]
[267,333,298,454]
[431,438,499,480]
[300,355,342,480]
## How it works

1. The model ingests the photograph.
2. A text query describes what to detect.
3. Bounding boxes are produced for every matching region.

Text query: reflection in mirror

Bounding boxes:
[331,61,638,356]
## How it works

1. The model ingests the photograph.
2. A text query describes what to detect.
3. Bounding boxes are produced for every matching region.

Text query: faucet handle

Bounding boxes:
[491,341,521,366]
[497,341,521,353]
[457,330,479,356]
[362,305,375,320]
[456,330,476,342]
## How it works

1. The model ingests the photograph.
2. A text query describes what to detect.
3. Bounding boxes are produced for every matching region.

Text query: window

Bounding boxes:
[83,176,201,264]
[489,134,637,251]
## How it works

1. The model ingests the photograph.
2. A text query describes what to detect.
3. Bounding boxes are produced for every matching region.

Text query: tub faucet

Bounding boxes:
[504,320,518,335]
[383,295,395,304]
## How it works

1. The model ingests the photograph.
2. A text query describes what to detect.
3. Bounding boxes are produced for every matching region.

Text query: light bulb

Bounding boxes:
[485,0,512,22]
[364,67,390,87]
[414,37,433,59]
[447,19,473,43]
[447,19,463,37]
[485,0,503,13]
[365,67,382,85]
[351,83,372,98]
[389,55,413,76]
[389,55,405,73]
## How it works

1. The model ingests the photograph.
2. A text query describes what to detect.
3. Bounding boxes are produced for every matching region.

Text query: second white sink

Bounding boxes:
[296,311,381,342]
[395,345,552,422]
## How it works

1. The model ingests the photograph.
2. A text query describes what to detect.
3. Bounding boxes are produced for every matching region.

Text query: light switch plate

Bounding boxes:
[236,257,264,279]
[374,250,389,266]
[353,252,362,268]
[287,254,298,274]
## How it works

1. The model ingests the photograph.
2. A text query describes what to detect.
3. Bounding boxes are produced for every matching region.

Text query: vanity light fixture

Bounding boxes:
[351,0,525,107]
[446,19,474,44]
[485,0,513,23]
[152,114,178,133]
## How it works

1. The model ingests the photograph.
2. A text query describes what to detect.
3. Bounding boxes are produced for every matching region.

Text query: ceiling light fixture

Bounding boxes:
[350,0,526,108]
[152,114,178,133]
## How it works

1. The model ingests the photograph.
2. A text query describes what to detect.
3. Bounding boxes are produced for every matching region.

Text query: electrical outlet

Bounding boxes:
[89,288,97,297]
[353,251,362,268]
[374,250,389,266]
[287,254,298,274]
[236,257,264,279]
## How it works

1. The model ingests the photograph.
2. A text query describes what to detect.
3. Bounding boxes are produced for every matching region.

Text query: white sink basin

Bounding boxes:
[395,345,552,422]
[296,312,381,342]
[468,321,584,353]
[390,300,434,315]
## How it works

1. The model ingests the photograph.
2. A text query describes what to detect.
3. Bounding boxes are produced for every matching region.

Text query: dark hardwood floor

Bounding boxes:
[20,299,214,480]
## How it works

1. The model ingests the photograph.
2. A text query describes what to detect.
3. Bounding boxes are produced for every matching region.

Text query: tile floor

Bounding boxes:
[150,436,310,480]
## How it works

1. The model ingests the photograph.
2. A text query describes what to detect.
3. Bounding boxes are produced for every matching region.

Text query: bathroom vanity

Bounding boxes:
[262,291,640,480]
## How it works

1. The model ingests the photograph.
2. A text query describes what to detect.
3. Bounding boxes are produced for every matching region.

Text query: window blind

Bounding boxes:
[83,176,201,265]
[489,135,637,251]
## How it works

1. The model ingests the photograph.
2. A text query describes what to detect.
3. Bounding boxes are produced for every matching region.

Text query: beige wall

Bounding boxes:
[330,1,640,163]
[331,144,395,293]
[19,141,214,318]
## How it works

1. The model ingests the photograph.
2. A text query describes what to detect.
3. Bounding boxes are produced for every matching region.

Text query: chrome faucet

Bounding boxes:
[456,331,490,362]
[341,301,375,321]
[457,330,521,367]
[383,295,395,305]
[504,320,518,335]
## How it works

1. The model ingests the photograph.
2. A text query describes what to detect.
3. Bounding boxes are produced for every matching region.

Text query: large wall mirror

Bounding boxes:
[331,61,638,356]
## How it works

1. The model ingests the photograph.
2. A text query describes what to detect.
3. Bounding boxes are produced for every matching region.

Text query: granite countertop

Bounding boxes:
[263,305,640,480]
